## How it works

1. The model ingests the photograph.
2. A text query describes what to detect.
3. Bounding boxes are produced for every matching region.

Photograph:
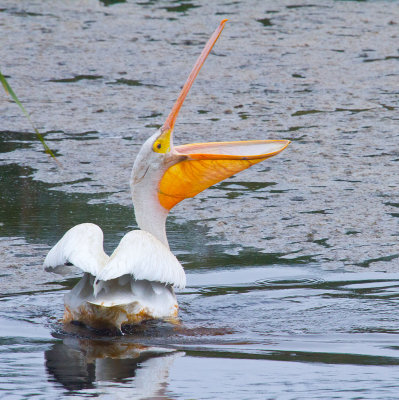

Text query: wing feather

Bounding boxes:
[95,230,186,289]
[43,223,109,276]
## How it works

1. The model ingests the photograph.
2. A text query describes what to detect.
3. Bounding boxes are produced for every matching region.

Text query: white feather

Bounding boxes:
[95,230,186,289]
[64,273,179,328]
[43,223,109,276]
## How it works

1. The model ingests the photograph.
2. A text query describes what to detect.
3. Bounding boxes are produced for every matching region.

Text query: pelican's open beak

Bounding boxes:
[157,20,290,210]
[159,140,289,209]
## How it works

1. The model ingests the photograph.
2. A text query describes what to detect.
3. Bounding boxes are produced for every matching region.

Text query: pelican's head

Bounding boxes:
[131,128,182,188]
[131,20,290,245]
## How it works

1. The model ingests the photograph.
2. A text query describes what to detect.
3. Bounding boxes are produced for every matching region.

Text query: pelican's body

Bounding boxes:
[46,226,184,329]
[44,20,290,332]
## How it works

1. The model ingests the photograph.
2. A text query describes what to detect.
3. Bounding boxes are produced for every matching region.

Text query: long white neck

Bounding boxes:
[130,133,170,248]
[131,186,169,247]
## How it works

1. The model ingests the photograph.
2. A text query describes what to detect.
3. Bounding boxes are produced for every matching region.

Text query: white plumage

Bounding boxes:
[44,223,185,290]
[44,223,184,331]
[96,230,185,289]
[44,223,108,276]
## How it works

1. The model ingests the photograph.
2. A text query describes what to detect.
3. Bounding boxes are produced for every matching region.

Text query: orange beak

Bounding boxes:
[161,19,228,136]
[157,20,290,211]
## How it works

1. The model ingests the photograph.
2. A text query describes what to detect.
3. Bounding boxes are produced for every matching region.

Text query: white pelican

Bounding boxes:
[44,20,289,333]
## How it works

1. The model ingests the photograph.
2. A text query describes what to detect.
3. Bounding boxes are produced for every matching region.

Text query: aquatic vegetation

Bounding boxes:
[0,70,58,163]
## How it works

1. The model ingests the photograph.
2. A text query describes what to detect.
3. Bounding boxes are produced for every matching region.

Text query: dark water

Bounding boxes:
[1,0,399,399]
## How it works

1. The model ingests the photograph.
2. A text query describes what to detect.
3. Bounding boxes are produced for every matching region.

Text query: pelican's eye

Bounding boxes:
[152,129,172,154]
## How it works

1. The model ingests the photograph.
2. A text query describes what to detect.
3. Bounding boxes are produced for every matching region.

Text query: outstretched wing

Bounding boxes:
[95,230,186,289]
[43,223,109,276]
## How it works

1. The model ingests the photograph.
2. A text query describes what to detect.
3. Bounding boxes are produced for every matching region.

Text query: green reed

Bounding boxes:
[0,70,59,164]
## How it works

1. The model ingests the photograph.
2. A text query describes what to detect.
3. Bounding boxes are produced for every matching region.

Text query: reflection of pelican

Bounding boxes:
[44,20,289,332]
[45,337,182,397]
